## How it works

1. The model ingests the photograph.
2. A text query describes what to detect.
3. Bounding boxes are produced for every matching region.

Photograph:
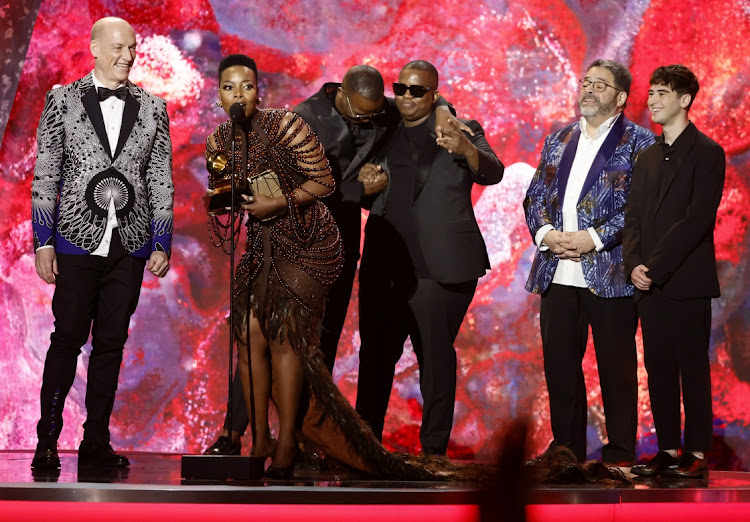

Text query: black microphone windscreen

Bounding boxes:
[229,103,246,122]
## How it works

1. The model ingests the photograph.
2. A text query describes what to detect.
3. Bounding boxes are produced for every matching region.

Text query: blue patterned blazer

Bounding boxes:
[524,114,654,297]
[31,73,174,257]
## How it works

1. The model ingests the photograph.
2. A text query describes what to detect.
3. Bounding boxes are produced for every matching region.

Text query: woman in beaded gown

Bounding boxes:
[206,54,434,480]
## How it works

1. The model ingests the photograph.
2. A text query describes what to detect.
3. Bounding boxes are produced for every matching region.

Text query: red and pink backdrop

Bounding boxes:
[1,0,749,465]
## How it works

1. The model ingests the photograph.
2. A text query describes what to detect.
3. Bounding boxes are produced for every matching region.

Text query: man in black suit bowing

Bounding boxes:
[31,17,173,470]
[356,61,504,455]
[624,65,725,479]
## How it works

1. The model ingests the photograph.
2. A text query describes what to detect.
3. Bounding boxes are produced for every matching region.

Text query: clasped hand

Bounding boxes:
[542,230,596,262]
[357,163,388,195]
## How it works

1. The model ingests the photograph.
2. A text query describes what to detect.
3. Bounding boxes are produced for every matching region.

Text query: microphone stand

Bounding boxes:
[226,111,239,456]
[181,105,264,480]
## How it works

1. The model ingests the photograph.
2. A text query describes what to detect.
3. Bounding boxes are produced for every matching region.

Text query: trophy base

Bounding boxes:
[180,454,265,480]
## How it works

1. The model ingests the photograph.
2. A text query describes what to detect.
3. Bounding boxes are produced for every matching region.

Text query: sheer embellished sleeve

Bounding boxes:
[274,111,334,200]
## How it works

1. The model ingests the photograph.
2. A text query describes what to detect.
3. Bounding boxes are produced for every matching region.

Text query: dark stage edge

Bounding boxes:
[3,451,750,505]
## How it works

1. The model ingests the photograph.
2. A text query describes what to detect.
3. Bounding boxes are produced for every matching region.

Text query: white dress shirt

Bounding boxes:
[535,113,620,288]
[89,72,125,257]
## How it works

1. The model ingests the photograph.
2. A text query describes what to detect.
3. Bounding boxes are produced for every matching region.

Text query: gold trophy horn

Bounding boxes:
[206,150,229,175]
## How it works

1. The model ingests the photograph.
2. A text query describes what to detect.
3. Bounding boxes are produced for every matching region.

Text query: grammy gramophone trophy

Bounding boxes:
[203,150,282,216]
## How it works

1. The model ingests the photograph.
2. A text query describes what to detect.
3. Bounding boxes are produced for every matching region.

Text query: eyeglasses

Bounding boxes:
[578,79,623,92]
[392,83,432,98]
[344,92,387,121]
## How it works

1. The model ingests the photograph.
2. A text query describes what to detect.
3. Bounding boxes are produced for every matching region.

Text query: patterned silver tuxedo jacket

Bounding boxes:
[31,73,173,257]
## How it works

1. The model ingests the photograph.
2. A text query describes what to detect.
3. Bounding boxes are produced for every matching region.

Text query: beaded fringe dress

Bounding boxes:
[207,109,436,480]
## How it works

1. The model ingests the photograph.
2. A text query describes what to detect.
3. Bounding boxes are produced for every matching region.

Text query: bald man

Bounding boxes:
[31,17,173,470]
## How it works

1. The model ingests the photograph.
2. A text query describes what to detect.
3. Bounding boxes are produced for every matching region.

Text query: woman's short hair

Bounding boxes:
[218,54,258,82]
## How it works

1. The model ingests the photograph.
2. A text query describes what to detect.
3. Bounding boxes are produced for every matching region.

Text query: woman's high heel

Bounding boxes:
[263,443,299,479]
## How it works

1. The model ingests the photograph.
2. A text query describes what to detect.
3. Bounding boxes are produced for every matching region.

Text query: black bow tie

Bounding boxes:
[97,86,128,101]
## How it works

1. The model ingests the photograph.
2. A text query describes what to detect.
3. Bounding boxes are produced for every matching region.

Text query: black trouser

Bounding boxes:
[37,232,146,444]
[222,369,250,435]
[540,283,638,462]
[357,239,476,454]
[638,289,713,452]
[319,200,360,372]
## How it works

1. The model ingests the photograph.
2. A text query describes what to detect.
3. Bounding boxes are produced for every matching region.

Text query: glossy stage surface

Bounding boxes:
[3,451,750,521]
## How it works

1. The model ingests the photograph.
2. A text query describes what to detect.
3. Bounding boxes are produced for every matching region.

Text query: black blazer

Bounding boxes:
[293,83,399,206]
[623,122,725,300]
[369,110,504,284]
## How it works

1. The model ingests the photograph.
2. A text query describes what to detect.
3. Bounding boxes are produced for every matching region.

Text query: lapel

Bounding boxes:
[651,123,696,219]
[578,113,626,203]
[413,111,441,202]
[113,84,140,160]
[344,120,374,179]
[553,126,581,207]
[82,84,112,159]
[344,123,384,180]
[311,86,358,178]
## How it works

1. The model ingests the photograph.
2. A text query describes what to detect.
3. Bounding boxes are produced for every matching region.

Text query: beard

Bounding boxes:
[579,95,617,119]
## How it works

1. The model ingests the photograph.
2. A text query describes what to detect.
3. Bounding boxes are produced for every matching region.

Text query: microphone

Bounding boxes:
[229,103,246,123]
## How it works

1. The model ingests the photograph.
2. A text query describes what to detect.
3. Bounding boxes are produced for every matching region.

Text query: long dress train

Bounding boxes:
[208,109,437,480]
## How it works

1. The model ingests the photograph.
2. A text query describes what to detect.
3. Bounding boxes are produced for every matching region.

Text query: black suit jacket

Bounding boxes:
[369,110,504,284]
[623,122,725,300]
[293,83,399,206]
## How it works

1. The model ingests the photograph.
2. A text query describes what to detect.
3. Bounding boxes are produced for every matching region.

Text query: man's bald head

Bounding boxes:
[91,17,134,43]
[90,17,137,89]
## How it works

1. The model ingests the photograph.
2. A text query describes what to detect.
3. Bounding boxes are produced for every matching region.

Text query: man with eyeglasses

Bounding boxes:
[355,60,504,456]
[524,59,654,466]
[203,65,462,459]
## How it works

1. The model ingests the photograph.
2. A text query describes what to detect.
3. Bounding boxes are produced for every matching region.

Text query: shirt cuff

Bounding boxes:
[587,227,604,252]
[535,224,555,251]
[35,245,55,252]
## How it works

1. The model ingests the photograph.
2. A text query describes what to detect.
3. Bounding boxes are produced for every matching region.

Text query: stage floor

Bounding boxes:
[3,451,750,521]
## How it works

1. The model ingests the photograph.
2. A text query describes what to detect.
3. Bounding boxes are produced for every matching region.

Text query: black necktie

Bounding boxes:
[97,86,128,101]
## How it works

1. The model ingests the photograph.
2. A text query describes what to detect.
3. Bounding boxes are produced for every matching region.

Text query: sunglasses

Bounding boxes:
[392,83,432,98]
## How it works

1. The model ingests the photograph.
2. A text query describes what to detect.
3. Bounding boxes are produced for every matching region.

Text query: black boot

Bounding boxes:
[78,439,130,468]
[31,438,60,470]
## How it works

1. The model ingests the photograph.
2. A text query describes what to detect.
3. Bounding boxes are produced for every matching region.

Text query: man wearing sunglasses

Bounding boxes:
[355,60,504,456]
[203,65,463,459]
[523,60,654,467]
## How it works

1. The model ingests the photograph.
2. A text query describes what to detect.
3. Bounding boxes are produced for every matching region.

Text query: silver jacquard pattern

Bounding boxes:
[31,73,174,253]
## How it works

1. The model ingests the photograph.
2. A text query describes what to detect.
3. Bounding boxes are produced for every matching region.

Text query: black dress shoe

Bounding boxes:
[78,440,130,468]
[630,451,680,477]
[661,452,709,479]
[31,439,60,470]
[203,435,241,456]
